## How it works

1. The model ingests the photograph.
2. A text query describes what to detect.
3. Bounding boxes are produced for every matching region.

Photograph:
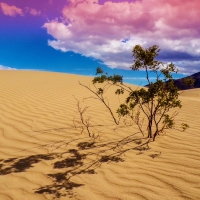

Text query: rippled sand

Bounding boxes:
[0,70,199,200]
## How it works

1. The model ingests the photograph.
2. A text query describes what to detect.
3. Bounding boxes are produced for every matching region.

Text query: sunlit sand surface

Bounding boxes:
[0,70,199,200]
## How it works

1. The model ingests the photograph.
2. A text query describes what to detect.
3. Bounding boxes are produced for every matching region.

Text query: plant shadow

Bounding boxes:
[0,132,152,199]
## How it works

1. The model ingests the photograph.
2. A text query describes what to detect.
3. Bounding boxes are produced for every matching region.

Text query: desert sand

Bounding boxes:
[0,70,199,200]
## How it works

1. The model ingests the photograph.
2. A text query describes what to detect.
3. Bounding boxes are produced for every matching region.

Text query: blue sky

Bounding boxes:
[1,0,200,85]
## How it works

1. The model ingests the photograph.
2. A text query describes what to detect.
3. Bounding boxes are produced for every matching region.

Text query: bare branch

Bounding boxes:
[79,82,120,125]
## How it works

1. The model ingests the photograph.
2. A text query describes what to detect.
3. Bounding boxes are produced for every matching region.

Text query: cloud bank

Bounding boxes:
[43,0,200,73]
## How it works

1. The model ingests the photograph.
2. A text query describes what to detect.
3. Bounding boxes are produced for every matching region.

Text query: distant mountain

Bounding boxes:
[145,71,200,90]
[173,71,200,90]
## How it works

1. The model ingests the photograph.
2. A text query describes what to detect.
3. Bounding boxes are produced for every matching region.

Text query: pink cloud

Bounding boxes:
[29,8,41,16]
[0,2,23,16]
[25,7,41,16]
[43,0,200,72]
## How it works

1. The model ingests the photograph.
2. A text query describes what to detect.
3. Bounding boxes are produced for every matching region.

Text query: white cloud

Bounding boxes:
[43,0,200,74]
[173,61,200,74]
[0,65,17,70]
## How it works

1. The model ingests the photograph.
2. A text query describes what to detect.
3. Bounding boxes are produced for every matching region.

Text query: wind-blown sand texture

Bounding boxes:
[0,70,200,200]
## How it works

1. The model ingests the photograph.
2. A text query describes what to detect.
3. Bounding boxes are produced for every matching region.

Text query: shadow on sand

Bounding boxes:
[0,131,155,199]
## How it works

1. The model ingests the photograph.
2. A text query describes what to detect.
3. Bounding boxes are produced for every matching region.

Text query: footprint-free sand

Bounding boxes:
[0,70,200,200]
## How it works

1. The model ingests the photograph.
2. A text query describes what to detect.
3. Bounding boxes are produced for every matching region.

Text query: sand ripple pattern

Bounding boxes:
[0,71,200,200]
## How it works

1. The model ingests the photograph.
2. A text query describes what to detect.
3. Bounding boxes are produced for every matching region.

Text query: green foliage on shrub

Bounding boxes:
[81,45,191,141]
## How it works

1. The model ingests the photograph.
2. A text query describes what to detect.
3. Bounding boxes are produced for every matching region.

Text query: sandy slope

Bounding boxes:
[0,70,199,200]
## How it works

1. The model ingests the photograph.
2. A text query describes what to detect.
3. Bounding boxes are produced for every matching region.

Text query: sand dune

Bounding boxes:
[0,70,200,200]
[180,88,200,101]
